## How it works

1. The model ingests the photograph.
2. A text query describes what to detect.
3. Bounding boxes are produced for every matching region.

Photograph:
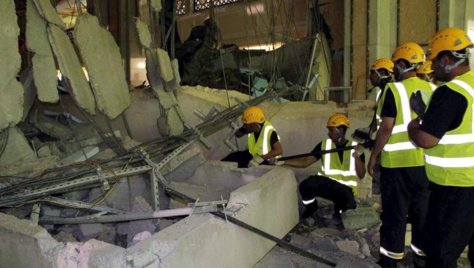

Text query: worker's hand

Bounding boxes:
[352,145,365,158]
[407,118,421,131]
[410,91,426,119]
[268,158,285,166]
[249,154,264,167]
[367,154,377,177]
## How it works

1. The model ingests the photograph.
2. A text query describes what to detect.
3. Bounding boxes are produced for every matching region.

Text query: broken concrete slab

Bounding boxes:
[32,0,66,29]
[0,127,37,167]
[74,13,131,120]
[0,1,24,131]
[32,55,60,103]
[135,19,152,49]
[0,161,298,267]
[48,25,96,115]
[31,113,74,140]
[0,213,64,268]
[26,0,59,103]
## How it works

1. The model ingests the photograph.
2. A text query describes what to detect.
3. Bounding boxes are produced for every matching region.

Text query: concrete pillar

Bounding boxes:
[351,0,368,100]
[368,0,397,76]
[343,0,351,88]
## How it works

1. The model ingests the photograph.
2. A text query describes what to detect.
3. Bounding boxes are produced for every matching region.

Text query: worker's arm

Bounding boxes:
[283,155,318,168]
[261,140,283,160]
[407,119,440,148]
[352,147,366,179]
[368,116,394,176]
[234,126,248,138]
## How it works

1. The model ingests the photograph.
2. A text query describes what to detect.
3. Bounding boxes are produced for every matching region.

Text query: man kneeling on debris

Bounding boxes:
[274,114,366,224]
[221,106,283,168]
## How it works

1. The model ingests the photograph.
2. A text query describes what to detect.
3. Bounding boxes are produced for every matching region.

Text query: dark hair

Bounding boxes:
[438,49,470,66]
[396,59,417,68]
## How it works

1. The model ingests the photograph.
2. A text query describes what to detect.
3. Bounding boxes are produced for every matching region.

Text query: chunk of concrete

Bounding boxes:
[0,2,24,131]
[74,13,131,120]
[48,25,96,115]
[32,0,66,29]
[0,213,64,268]
[342,207,381,230]
[26,0,59,103]
[135,18,152,49]
[0,127,37,167]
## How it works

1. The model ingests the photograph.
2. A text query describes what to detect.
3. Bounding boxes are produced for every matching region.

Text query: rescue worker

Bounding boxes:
[359,58,395,196]
[416,60,438,88]
[367,42,433,267]
[279,114,366,223]
[368,58,395,133]
[221,106,282,168]
[407,27,474,268]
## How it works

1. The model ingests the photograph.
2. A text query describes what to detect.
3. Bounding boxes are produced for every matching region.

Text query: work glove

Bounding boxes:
[249,154,264,167]
[268,158,285,166]
[352,145,365,158]
[410,91,426,119]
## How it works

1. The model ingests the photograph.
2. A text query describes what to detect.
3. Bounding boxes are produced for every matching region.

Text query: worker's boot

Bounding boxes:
[301,202,318,219]
[413,254,426,268]
[376,255,399,268]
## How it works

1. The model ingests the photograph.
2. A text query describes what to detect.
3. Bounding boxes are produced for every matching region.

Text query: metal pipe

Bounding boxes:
[39,206,217,225]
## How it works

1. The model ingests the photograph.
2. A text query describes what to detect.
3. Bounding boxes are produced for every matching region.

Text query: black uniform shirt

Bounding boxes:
[381,88,397,118]
[420,85,467,139]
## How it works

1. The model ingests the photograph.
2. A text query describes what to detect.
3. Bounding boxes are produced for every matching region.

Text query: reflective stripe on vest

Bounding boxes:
[377,78,433,168]
[390,83,414,135]
[247,121,279,156]
[317,139,358,190]
[375,90,382,125]
[424,73,474,186]
[437,80,474,145]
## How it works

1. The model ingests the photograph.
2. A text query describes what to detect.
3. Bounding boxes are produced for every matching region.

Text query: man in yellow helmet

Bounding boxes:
[221,106,282,168]
[367,42,434,267]
[408,27,474,267]
[281,114,366,225]
[368,58,395,132]
[416,60,437,87]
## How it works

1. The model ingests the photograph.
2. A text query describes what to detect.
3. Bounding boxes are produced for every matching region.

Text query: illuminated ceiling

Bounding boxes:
[55,0,87,29]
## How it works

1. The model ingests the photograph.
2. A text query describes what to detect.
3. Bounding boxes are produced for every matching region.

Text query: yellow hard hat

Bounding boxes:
[427,27,473,60]
[327,114,350,128]
[416,60,433,74]
[242,106,265,124]
[370,58,394,73]
[391,42,425,64]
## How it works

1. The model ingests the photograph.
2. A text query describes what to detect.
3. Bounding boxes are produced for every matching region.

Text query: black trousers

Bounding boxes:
[378,166,430,265]
[423,183,474,268]
[299,175,356,217]
[221,151,253,168]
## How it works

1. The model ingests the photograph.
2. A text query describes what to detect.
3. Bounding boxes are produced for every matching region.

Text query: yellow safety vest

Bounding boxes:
[318,139,359,195]
[424,72,474,186]
[376,77,433,168]
[247,121,281,157]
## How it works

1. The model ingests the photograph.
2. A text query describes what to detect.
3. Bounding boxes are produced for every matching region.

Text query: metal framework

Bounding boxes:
[194,0,242,11]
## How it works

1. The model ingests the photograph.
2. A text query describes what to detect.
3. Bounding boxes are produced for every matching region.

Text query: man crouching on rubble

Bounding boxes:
[272,114,366,225]
[221,106,283,168]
